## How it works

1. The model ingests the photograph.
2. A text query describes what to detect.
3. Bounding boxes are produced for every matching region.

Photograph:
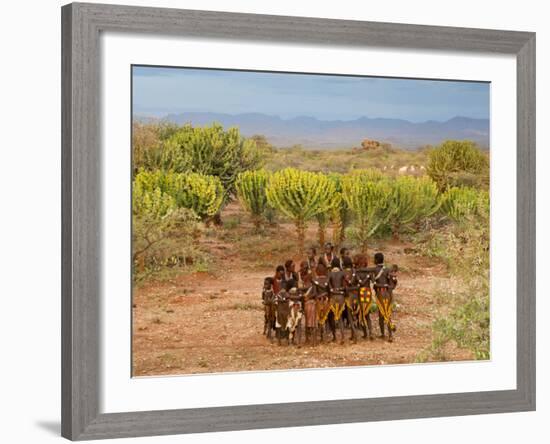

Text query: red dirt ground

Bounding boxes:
[132,204,473,377]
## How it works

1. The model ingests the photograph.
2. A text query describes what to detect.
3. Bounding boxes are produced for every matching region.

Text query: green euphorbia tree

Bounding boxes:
[235,169,271,229]
[341,172,393,253]
[266,168,338,253]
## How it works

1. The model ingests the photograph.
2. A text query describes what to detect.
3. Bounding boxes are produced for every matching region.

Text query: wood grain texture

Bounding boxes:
[516,34,536,410]
[62,3,101,439]
[61,2,536,440]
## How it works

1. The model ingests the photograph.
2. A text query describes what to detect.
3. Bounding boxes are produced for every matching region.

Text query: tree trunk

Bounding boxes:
[296,219,306,255]
[318,223,326,249]
[253,214,262,232]
[392,223,400,240]
[359,222,368,254]
[332,216,345,247]
[212,212,223,226]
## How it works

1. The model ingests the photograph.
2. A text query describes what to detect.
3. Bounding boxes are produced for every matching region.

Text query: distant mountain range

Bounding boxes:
[139,112,490,150]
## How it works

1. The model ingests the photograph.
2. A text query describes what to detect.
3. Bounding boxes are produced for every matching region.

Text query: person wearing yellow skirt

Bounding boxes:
[372,252,399,342]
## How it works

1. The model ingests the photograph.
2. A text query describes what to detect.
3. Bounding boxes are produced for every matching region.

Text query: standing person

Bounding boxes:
[298,260,313,289]
[328,264,357,343]
[273,265,285,295]
[320,242,336,269]
[332,247,351,270]
[305,247,318,276]
[311,262,331,343]
[372,252,398,342]
[283,259,298,289]
[261,277,276,339]
[350,254,375,340]
[298,260,316,346]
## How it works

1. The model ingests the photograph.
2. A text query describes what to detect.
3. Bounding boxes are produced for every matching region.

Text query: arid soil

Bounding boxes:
[132,204,473,377]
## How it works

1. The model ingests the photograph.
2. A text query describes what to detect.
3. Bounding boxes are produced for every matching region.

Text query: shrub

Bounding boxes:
[389,176,440,235]
[417,217,490,360]
[133,170,224,220]
[132,207,203,280]
[235,169,271,229]
[172,173,224,220]
[132,121,180,174]
[426,140,489,191]
[341,173,393,252]
[440,187,488,223]
[158,123,262,203]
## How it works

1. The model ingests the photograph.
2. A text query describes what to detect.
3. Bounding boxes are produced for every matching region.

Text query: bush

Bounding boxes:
[154,123,262,203]
[388,176,440,235]
[440,187,488,223]
[132,121,180,174]
[427,140,489,191]
[341,173,393,252]
[417,199,490,360]
[235,169,271,229]
[133,170,224,220]
[132,207,204,280]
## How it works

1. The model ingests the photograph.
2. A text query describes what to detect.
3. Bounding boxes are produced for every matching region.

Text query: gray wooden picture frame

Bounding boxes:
[61,2,536,440]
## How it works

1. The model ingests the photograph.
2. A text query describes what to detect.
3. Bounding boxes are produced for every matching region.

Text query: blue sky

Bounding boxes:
[132,66,489,122]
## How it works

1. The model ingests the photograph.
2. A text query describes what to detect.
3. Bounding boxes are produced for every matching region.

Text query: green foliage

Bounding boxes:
[132,121,181,175]
[389,176,440,234]
[235,169,271,229]
[151,123,262,203]
[417,215,490,361]
[426,140,489,191]
[326,172,350,246]
[440,187,488,222]
[133,170,224,220]
[174,173,224,220]
[266,168,339,252]
[341,172,393,252]
[132,170,178,219]
[432,293,490,360]
[132,207,204,281]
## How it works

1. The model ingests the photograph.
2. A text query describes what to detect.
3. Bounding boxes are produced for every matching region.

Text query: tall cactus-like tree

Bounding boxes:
[266,168,337,254]
[440,186,483,222]
[341,173,393,253]
[235,169,271,229]
[315,173,344,248]
[161,123,262,204]
[389,176,441,235]
[326,173,349,247]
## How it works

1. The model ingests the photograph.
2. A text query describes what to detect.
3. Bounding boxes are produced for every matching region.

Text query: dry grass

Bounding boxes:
[263,145,431,174]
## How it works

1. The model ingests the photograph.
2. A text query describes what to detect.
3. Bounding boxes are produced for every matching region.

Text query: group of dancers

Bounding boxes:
[262,242,399,345]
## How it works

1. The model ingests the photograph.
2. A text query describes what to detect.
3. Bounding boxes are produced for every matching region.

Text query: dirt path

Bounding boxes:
[132,210,473,376]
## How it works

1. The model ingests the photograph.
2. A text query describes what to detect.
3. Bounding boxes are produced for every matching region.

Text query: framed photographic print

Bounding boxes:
[61,2,536,440]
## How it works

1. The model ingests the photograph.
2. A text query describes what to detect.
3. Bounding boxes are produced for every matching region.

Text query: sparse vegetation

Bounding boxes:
[416,194,490,361]
[131,121,490,371]
[427,140,489,191]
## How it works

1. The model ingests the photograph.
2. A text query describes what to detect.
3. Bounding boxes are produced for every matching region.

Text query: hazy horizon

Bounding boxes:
[132,66,490,123]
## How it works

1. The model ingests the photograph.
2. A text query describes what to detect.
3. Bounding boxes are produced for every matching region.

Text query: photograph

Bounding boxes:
[131,65,491,377]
